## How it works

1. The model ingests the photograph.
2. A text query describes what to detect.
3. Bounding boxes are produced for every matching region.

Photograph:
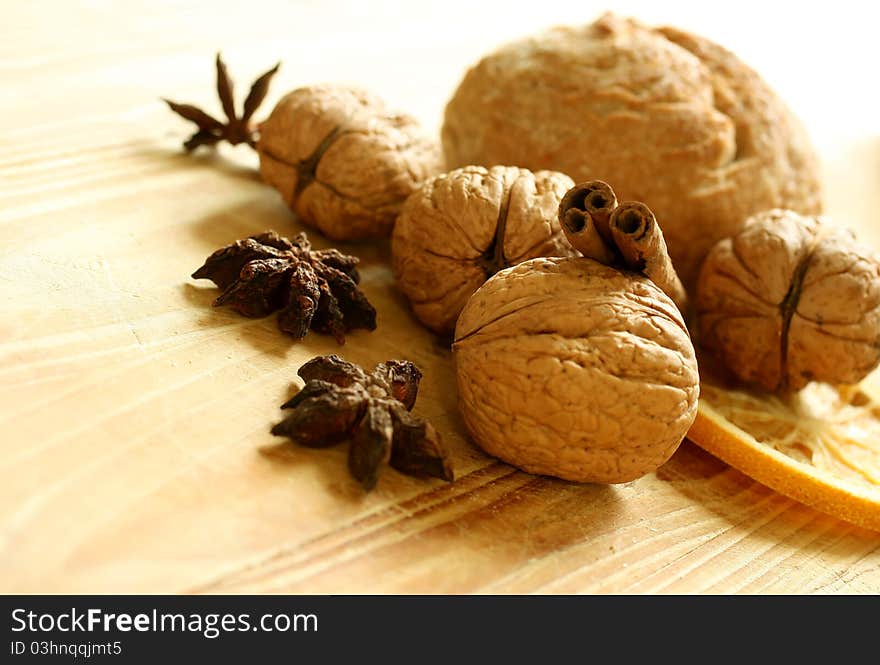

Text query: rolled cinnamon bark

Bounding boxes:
[558,181,617,265]
[609,202,688,312]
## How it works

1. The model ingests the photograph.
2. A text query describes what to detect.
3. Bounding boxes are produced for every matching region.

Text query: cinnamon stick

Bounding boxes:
[609,201,688,312]
[558,181,617,265]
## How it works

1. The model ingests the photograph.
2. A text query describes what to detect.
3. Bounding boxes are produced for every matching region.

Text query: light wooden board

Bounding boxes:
[2,1,879,594]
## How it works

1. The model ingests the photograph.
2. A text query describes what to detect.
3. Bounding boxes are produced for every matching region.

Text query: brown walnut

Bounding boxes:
[453,256,699,483]
[442,12,822,285]
[696,210,880,393]
[258,85,443,241]
[392,165,578,335]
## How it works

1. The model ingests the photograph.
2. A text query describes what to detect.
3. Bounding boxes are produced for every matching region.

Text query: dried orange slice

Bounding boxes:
[687,362,880,531]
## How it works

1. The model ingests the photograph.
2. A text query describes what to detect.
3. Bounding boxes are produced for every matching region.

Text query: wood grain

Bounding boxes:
[2,1,879,594]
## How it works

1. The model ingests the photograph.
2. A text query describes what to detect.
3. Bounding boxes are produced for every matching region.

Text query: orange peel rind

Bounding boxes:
[688,372,880,531]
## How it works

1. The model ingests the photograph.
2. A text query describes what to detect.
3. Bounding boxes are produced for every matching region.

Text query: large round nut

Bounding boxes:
[696,210,880,393]
[442,13,822,285]
[453,256,700,483]
[392,165,577,335]
[258,85,443,241]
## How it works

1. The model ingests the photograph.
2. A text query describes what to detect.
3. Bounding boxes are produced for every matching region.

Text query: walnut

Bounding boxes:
[696,210,880,393]
[441,12,822,285]
[453,256,699,483]
[258,85,443,241]
[391,165,578,335]
[164,56,442,241]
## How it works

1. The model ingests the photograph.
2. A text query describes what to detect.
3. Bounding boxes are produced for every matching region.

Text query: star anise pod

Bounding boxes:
[192,231,376,344]
[271,355,454,490]
[163,53,280,151]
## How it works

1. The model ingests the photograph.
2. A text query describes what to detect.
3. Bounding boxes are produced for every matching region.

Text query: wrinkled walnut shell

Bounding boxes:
[258,85,443,241]
[454,256,699,483]
[392,165,578,334]
[442,12,822,284]
[696,210,880,393]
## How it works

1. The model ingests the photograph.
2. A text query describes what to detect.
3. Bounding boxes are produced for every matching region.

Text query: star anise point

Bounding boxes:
[271,356,453,490]
[164,54,280,151]
[192,231,376,344]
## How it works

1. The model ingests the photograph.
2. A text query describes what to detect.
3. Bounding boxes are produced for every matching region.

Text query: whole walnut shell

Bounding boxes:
[696,209,880,393]
[392,165,578,334]
[258,85,443,241]
[442,13,822,285]
[453,256,700,483]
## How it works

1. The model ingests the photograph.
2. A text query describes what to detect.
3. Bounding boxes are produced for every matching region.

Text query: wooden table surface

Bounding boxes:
[3,1,879,594]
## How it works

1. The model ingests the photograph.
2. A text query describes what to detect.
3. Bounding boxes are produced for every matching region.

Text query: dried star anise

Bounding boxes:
[192,231,376,343]
[164,53,279,151]
[271,355,454,490]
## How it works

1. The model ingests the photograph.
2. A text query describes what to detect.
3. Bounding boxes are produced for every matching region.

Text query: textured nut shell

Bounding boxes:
[453,256,699,483]
[392,165,577,334]
[258,84,443,241]
[696,210,880,392]
[442,13,822,284]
